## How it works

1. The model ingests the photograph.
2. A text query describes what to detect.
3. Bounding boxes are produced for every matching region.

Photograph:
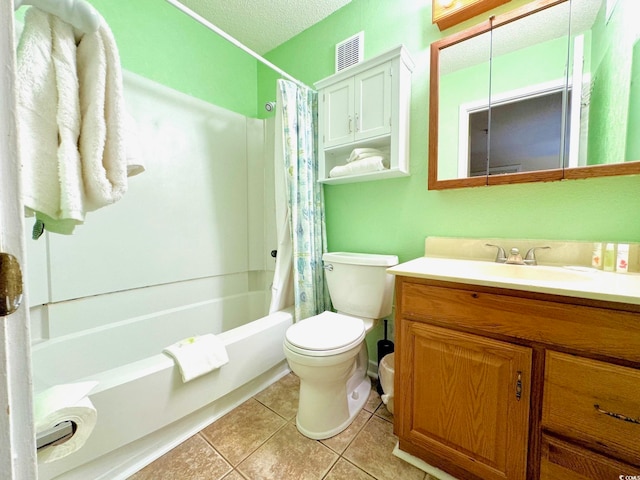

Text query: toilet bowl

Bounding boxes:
[282,252,399,440]
[284,311,370,439]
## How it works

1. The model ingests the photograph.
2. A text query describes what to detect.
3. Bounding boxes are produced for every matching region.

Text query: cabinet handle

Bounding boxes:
[594,404,640,425]
[355,113,360,132]
[348,115,353,133]
[515,371,522,401]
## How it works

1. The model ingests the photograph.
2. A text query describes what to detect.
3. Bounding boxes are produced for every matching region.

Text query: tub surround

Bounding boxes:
[390,237,640,480]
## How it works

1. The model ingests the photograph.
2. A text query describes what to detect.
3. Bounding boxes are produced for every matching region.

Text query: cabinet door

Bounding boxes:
[398,321,532,480]
[354,62,392,141]
[322,77,354,148]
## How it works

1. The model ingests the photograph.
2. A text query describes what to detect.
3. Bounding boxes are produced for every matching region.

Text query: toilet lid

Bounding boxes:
[285,311,365,354]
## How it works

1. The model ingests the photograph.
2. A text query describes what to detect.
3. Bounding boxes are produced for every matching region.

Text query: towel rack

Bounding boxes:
[14,0,101,34]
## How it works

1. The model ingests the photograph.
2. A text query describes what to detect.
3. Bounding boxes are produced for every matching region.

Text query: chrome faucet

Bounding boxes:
[506,248,525,265]
[485,244,507,263]
[486,244,551,265]
[523,246,550,266]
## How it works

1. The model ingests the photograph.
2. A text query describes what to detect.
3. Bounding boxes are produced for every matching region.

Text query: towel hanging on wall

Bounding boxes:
[16,6,142,235]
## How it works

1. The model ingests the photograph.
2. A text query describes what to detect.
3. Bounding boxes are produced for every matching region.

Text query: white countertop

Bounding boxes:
[388,257,640,306]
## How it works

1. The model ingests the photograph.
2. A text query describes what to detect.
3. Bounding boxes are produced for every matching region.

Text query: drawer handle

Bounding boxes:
[515,371,522,401]
[594,404,640,425]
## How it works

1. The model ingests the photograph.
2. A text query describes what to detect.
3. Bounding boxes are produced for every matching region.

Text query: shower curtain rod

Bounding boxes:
[163,0,314,91]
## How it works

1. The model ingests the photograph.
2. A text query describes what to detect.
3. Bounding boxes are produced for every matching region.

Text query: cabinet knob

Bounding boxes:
[515,371,522,400]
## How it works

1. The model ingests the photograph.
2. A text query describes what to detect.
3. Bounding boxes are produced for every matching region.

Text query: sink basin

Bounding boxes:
[445,261,595,283]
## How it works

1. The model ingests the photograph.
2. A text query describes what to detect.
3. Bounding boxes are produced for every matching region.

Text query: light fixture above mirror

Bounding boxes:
[432,0,511,31]
[428,0,640,190]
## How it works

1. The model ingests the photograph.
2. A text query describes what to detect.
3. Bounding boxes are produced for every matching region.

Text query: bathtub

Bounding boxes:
[32,298,293,480]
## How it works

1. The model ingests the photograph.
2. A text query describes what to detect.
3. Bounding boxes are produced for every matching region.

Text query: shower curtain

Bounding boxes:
[269,79,330,320]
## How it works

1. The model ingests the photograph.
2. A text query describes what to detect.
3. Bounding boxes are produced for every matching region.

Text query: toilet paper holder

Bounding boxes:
[36,420,76,450]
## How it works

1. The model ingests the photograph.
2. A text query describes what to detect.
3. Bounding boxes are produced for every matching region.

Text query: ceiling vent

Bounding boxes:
[335,32,364,73]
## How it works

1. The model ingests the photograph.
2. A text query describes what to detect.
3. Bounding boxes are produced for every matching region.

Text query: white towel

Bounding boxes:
[16,7,131,234]
[329,155,390,178]
[76,17,129,211]
[17,8,84,234]
[346,147,385,163]
[163,334,229,383]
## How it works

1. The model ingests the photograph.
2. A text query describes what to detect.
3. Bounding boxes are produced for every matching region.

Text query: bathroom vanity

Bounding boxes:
[389,241,640,480]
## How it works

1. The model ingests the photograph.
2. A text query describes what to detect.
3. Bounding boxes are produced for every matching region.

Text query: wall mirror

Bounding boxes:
[428,0,640,190]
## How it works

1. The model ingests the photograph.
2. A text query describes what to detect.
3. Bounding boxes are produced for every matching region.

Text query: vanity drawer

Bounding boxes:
[398,279,640,363]
[540,434,640,480]
[542,351,640,466]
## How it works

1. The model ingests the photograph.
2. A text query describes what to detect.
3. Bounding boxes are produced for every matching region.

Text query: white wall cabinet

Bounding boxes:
[316,45,414,184]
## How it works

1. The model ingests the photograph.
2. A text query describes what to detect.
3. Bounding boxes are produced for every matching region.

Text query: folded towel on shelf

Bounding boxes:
[16,7,133,235]
[329,155,390,178]
[163,334,229,383]
[346,147,385,163]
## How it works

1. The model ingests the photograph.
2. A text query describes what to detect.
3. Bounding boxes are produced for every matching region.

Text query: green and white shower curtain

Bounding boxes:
[269,79,330,320]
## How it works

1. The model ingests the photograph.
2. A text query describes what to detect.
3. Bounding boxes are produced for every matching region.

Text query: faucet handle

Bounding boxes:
[486,243,507,263]
[524,246,551,266]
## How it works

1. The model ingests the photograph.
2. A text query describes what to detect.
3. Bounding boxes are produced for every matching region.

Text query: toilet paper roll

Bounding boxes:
[34,381,98,463]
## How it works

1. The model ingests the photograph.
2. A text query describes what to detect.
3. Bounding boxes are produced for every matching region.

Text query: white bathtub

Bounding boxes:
[32,299,293,480]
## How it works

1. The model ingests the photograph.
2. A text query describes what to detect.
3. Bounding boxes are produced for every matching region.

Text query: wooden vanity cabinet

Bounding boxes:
[394,276,640,480]
[398,321,532,480]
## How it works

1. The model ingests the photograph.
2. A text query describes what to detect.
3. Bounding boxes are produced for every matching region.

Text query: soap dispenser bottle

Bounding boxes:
[603,243,616,272]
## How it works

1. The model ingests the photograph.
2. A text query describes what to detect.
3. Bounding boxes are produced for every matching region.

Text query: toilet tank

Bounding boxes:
[323,252,399,320]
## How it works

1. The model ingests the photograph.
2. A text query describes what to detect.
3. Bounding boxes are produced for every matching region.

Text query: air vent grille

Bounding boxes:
[335,32,364,72]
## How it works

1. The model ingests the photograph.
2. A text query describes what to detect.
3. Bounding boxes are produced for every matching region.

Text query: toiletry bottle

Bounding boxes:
[591,242,603,269]
[603,243,616,271]
[617,243,629,273]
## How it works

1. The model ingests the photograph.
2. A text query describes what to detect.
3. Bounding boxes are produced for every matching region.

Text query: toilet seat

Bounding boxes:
[285,311,365,357]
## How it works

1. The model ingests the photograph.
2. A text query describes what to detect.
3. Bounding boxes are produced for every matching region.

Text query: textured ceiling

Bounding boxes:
[441,0,602,75]
[177,0,352,55]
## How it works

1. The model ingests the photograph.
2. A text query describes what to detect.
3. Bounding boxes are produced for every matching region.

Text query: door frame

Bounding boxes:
[0,2,37,478]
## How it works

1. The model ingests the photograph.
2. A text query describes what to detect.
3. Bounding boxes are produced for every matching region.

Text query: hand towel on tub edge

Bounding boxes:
[163,334,229,382]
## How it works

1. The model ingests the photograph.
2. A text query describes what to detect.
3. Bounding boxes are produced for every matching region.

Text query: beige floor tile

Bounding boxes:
[321,409,371,454]
[222,470,247,480]
[253,372,300,420]
[237,423,338,480]
[325,458,376,480]
[128,434,231,480]
[344,416,425,480]
[374,402,394,423]
[363,387,382,413]
[200,398,287,466]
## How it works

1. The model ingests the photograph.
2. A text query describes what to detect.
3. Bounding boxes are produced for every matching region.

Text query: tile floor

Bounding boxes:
[129,373,433,480]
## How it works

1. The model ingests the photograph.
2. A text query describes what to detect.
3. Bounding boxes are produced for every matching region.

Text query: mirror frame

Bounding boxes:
[428,0,640,190]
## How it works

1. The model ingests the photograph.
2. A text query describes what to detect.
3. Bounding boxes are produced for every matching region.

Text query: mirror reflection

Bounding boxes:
[430,0,640,189]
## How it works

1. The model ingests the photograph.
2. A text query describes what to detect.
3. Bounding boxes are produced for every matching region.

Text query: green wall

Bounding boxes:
[262,0,640,263]
[85,0,258,117]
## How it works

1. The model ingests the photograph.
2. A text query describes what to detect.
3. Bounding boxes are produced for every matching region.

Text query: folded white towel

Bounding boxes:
[329,155,390,178]
[347,147,385,163]
[163,334,229,383]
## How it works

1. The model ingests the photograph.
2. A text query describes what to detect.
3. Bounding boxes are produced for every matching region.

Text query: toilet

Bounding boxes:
[283,252,399,440]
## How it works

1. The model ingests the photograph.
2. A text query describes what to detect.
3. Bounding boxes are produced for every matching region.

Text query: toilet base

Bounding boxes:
[296,375,371,440]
